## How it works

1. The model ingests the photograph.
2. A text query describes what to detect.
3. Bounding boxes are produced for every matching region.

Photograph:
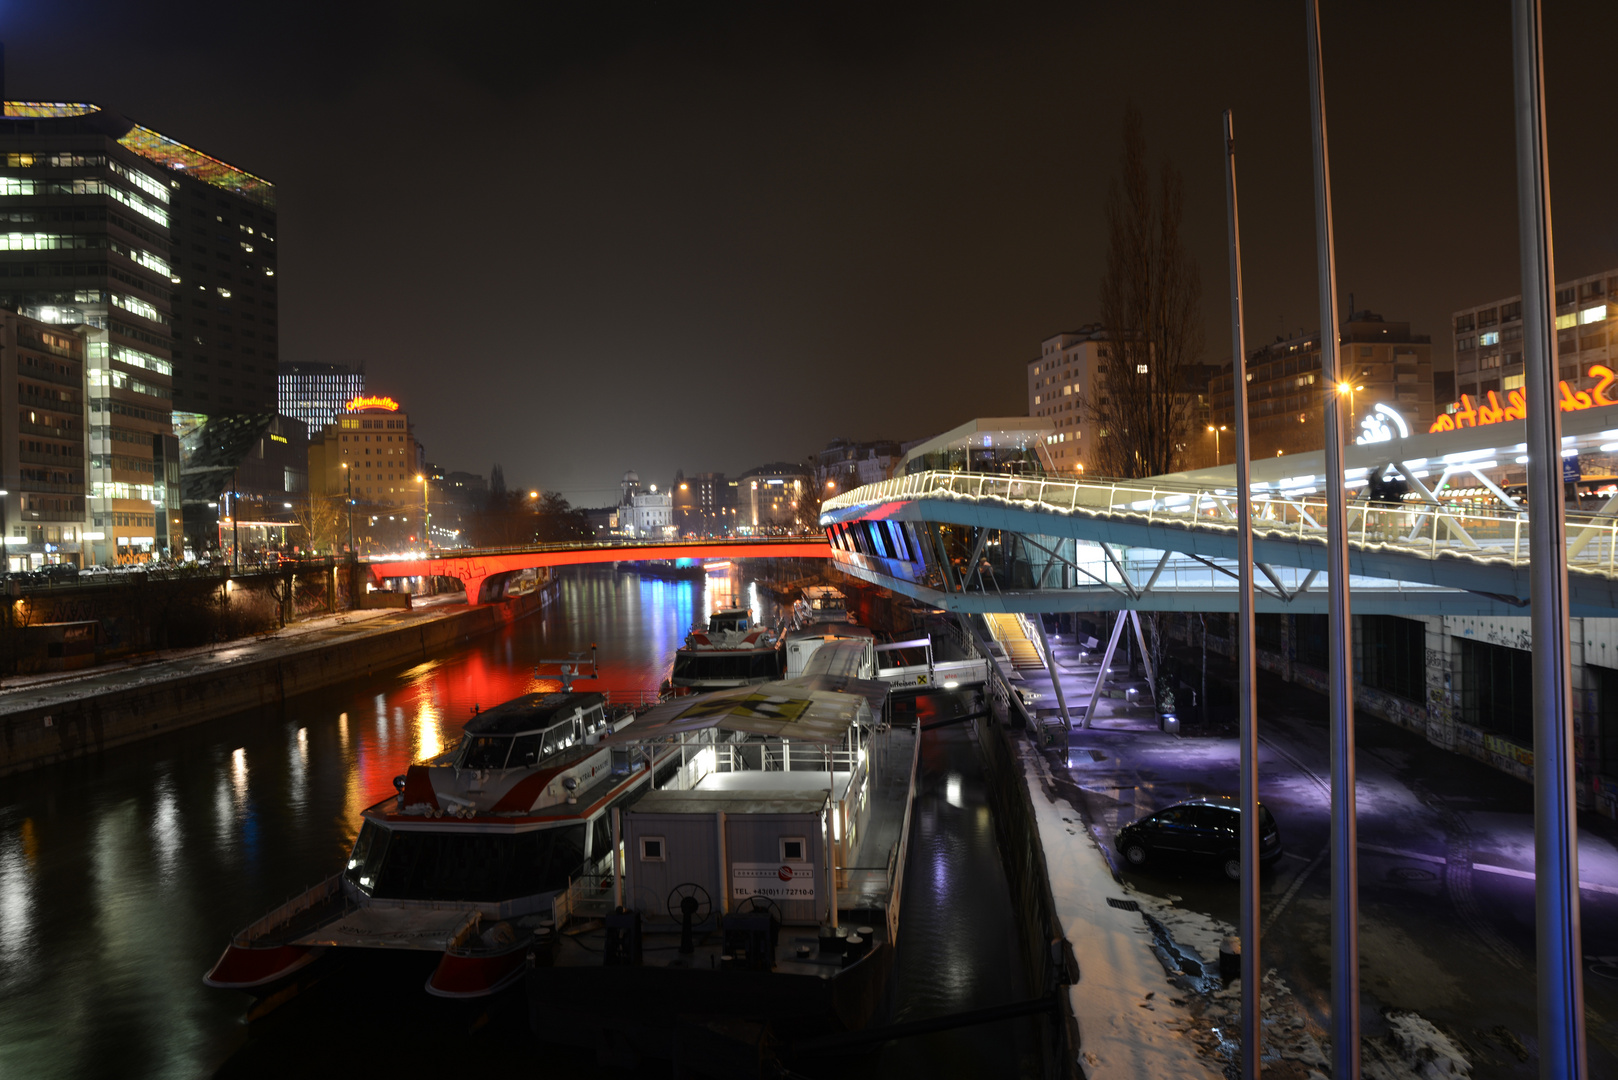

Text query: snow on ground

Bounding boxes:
[1020,746,1224,1079]
[1021,739,1473,1080]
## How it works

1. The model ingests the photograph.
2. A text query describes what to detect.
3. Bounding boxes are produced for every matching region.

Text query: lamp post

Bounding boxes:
[342,463,354,555]
[229,469,240,574]
[1336,380,1365,434]
[0,488,8,576]
[416,474,430,551]
[1207,424,1228,463]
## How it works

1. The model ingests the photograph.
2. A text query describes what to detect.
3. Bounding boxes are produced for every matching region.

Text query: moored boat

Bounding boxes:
[204,671,679,1001]
[668,607,783,692]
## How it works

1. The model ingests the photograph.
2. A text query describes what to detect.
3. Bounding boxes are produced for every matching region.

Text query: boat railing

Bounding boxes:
[233,872,346,946]
[886,726,922,946]
[553,871,617,926]
[600,688,668,709]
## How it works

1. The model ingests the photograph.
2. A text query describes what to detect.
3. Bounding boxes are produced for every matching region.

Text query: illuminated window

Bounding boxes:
[1136,363,1149,374]
[1581,305,1608,325]
[1479,331,1500,346]
[1503,374,1525,391]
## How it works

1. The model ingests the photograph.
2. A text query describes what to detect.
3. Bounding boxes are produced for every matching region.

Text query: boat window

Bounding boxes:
[583,705,606,734]
[458,735,511,769]
[370,824,589,902]
[780,837,806,862]
[541,721,568,755]
[345,821,390,894]
[508,733,543,769]
[640,836,666,861]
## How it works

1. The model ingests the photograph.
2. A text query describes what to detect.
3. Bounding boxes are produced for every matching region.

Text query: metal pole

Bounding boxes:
[1511,2,1586,1074]
[1223,107,1261,1080]
[230,468,240,575]
[345,466,354,555]
[1305,4,1359,1075]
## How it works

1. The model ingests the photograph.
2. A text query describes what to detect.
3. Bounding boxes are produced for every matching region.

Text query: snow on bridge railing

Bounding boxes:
[821,469,1618,577]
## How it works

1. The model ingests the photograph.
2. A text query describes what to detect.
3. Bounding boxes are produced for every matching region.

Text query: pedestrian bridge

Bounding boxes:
[818,402,1618,617]
[368,537,831,604]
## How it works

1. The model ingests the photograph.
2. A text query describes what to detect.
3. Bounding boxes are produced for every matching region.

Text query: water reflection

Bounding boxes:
[0,567,735,1080]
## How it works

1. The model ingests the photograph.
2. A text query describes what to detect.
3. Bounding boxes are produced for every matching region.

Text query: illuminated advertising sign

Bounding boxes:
[344,395,400,413]
[1428,364,1617,432]
[1355,403,1411,445]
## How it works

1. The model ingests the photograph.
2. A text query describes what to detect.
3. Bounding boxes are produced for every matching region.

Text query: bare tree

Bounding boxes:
[292,492,346,555]
[1085,103,1205,479]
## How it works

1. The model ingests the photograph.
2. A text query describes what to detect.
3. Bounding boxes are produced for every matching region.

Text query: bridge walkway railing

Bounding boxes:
[822,469,1618,579]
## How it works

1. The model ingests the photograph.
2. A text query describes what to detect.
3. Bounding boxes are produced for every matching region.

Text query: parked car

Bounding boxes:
[1115,796,1282,881]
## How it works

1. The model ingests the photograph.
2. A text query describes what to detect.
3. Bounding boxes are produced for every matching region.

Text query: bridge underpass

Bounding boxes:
[365,537,832,603]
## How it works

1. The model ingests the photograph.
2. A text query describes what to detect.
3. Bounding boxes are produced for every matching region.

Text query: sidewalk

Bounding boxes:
[1016,737,1225,1079]
[0,593,467,716]
[1020,733,1500,1079]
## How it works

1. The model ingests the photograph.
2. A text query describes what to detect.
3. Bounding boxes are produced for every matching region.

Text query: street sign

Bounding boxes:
[1564,453,1581,484]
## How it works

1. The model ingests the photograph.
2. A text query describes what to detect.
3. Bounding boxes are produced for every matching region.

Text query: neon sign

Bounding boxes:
[344,395,400,413]
[1429,364,1617,432]
[1355,403,1411,445]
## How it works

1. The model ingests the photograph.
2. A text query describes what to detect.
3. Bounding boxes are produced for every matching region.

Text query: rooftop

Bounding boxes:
[3,101,275,210]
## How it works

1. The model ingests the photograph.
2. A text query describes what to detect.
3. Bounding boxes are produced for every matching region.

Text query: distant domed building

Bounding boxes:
[620,469,641,506]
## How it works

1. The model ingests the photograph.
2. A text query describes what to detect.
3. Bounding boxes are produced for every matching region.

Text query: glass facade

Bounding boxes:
[278,362,365,432]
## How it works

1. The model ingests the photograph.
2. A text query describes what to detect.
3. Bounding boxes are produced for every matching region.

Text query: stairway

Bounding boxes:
[985,613,1045,671]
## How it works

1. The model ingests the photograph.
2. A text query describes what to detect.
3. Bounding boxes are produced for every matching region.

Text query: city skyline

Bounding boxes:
[6,1,1616,505]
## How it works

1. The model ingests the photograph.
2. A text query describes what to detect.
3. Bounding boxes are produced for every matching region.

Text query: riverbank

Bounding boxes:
[0,589,547,776]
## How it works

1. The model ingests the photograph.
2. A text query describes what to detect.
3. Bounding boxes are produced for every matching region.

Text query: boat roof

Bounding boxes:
[463,691,606,736]
[783,623,874,642]
[629,787,828,816]
[613,680,873,744]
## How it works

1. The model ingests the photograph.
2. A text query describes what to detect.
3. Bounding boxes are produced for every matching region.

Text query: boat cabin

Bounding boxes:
[707,608,752,635]
[610,679,891,929]
[454,692,612,770]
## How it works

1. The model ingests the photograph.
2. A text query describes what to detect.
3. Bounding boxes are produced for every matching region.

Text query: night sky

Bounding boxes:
[8,1,1616,505]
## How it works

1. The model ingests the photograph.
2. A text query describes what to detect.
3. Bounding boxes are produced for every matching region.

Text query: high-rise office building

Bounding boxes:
[0,100,202,562]
[0,310,88,569]
[154,129,277,415]
[278,361,365,432]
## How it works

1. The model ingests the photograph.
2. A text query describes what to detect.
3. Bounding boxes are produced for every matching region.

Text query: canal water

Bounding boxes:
[0,568,1042,1079]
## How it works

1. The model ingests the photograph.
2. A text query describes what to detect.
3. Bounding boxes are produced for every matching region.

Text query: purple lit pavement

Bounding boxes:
[1029,632,1618,1078]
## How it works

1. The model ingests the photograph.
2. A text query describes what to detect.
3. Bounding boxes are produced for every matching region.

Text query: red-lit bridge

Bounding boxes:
[367,537,832,604]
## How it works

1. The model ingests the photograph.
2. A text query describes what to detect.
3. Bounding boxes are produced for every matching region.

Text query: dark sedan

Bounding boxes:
[1115,796,1282,880]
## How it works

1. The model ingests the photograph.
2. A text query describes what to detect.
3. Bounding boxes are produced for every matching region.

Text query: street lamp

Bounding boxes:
[341,463,354,556]
[416,475,431,551]
[1207,424,1229,463]
[1336,379,1366,430]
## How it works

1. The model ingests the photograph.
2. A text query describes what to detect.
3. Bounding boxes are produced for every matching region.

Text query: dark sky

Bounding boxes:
[8,1,1617,504]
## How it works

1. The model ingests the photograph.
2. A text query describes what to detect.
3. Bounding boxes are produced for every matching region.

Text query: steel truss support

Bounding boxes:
[1082,612,1130,730]
[1395,463,1480,549]
[1031,616,1072,729]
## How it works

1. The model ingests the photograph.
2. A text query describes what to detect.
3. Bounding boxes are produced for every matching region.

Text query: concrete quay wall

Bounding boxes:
[0,596,537,777]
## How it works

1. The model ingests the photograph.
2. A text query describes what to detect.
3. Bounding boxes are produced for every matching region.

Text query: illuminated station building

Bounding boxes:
[309,395,429,552]
[0,100,273,563]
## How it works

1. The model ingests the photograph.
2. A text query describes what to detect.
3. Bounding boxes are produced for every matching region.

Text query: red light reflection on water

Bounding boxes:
[337,572,713,826]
